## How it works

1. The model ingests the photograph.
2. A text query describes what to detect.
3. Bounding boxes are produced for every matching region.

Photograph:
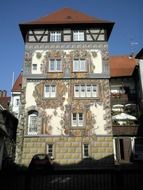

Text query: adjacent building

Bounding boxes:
[109,56,140,164]
[0,90,18,170]
[136,48,143,110]
[15,8,114,167]
[11,73,22,118]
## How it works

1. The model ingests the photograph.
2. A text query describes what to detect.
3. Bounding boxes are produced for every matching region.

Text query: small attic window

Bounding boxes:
[66,16,72,19]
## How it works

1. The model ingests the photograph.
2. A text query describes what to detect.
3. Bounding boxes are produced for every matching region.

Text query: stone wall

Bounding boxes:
[21,135,113,167]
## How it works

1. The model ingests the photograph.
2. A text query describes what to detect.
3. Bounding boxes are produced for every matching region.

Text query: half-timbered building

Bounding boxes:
[15,8,114,167]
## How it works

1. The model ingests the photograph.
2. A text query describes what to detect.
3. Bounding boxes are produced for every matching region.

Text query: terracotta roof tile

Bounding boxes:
[109,56,138,77]
[20,8,114,42]
[24,8,113,25]
[12,73,22,92]
[0,97,10,110]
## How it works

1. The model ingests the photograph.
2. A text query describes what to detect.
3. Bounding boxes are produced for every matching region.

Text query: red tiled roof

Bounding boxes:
[25,8,113,25]
[12,73,22,92]
[109,56,138,77]
[0,97,10,110]
[19,8,114,42]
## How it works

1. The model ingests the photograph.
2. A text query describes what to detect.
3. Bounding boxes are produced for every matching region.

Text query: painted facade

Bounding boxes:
[15,8,114,167]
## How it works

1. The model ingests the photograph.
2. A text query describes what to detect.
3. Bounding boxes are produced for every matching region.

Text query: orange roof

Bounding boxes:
[109,56,138,77]
[12,73,22,92]
[25,8,113,25]
[20,8,114,42]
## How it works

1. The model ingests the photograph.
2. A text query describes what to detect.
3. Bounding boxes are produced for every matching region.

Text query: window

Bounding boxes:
[74,85,98,98]
[49,59,62,72]
[28,111,38,135]
[50,32,61,42]
[80,85,86,97]
[73,59,86,72]
[44,85,56,98]
[16,98,20,106]
[32,64,37,71]
[47,144,54,159]
[73,31,84,41]
[74,85,80,97]
[83,144,89,158]
[72,113,84,127]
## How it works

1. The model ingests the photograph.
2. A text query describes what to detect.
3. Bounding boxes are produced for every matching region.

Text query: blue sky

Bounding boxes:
[0,0,143,95]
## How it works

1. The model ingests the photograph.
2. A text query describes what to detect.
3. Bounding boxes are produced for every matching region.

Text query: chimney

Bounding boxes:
[0,90,2,97]
[0,90,7,97]
[2,90,7,97]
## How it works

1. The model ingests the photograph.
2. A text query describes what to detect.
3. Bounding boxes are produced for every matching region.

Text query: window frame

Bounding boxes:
[47,144,54,159]
[73,59,86,72]
[49,59,62,72]
[71,113,84,127]
[83,144,90,158]
[50,31,61,42]
[44,85,56,98]
[73,31,84,41]
[28,111,38,135]
[15,98,20,106]
[74,85,98,98]
[32,63,37,71]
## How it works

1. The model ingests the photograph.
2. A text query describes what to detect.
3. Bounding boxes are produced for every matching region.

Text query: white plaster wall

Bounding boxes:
[32,50,45,74]
[45,107,64,135]
[25,82,37,108]
[90,103,107,135]
[11,94,20,114]
[90,50,102,74]
[31,49,102,74]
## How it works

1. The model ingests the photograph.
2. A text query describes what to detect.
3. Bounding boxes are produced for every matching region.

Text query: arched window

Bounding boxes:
[28,110,38,135]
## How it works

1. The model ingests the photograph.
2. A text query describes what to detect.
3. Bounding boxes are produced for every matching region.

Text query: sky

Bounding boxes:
[0,0,143,95]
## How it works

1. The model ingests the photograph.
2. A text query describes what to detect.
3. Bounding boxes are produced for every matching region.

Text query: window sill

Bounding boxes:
[26,134,38,136]
[72,71,87,73]
[43,97,56,99]
[73,97,99,100]
[48,71,63,73]
[70,127,85,130]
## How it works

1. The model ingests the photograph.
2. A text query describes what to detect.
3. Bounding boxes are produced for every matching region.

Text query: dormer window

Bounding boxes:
[50,31,61,42]
[73,31,84,41]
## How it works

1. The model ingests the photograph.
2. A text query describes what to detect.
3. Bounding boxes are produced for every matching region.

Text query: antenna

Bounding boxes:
[129,37,139,57]
[12,72,15,88]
